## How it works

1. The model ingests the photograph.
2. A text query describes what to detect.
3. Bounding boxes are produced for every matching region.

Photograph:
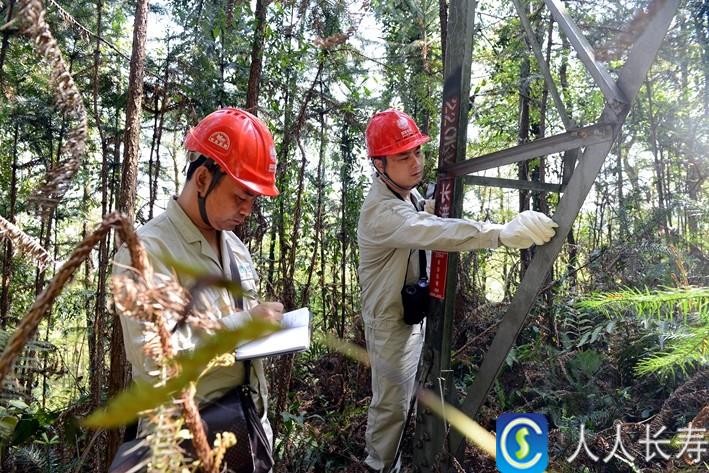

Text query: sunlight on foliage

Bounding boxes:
[320,334,496,459]
[635,327,709,376]
[416,389,496,459]
[576,286,709,320]
[83,319,277,428]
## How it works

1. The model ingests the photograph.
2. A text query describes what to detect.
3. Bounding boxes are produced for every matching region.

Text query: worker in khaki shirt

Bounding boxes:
[113,108,283,461]
[357,109,558,472]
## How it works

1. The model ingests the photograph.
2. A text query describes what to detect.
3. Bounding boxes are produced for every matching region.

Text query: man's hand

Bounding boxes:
[500,210,558,249]
[424,199,435,214]
[250,301,284,324]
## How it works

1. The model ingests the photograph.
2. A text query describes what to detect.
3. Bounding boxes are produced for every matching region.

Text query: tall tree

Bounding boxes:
[0,0,16,87]
[0,123,18,327]
[246,0,268,113]
[110,0,150,461]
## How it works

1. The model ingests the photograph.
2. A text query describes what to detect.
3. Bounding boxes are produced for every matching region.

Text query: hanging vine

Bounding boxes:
[4,0,88,211]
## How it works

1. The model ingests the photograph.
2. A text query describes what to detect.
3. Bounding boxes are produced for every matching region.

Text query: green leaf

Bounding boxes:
[83,319,277,428]
[8,399,29,410]
[0,415,18,441]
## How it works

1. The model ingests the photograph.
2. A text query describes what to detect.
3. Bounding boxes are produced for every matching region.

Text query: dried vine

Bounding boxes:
[0,213,146,385]
[0,215,53,270]
[12,0,88,211]
[144,404,185,472]
[0,211,225,471]
[112,272,225,472]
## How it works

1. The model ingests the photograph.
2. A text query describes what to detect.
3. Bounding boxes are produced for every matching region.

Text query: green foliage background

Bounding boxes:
[0,0,707,471]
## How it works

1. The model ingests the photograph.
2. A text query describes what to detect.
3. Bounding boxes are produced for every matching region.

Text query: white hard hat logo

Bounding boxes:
[268,146,277,173]
[208,131,230,151]
[397,116,414,138]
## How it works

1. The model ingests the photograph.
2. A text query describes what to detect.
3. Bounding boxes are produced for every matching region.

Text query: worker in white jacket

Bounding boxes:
[357,108,558,472]
[112,108,283,471]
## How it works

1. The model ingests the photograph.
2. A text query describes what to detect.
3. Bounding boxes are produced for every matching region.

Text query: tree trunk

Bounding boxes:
[535,17,555,334]
[90,1,111,466]
[439,0,447,69]
[0,123,19,327]
[517,45,531,273]
[644,79,669,235]
[147,95,160,219]
[616,129,627,238]
[148,42,169,220]
[340,183,347,336]
[269,5,303,302]
[688,3,708,237]
[118,0,149,218]
[559,31,577,288]
[0,0,15,87]
[218,26,225,108]
[246,0,268,113]
[110,0,149,462]
[285,62,324,303]
[300,81,327,308]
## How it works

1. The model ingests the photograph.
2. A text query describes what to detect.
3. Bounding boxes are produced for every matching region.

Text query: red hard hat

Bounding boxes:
[184,108,279,196]
[365,108,430,158]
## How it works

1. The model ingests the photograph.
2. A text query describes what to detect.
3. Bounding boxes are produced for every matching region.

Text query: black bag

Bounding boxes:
[401,248,430,325]
[182,382,274,473]
[109,367,273,473]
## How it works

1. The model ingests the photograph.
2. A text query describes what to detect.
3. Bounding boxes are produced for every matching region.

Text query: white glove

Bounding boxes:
[499,210,558,249]
[424,199,435,214]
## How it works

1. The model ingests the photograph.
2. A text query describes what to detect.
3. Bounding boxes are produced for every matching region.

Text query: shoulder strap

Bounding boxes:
[225,241,252,386]
[410,194,428,281]
[418,247,427,281]
[225,241,245,311]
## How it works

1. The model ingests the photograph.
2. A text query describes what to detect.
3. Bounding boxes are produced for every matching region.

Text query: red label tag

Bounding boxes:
[429,251,448,299]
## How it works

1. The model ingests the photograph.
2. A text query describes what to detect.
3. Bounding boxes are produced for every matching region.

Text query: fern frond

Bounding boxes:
[577,286,709,321]
[635,325,709,377]
[145,403,187,473]
[577,286,709,377]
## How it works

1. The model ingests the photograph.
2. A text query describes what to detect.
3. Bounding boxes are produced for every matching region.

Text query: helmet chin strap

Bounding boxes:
[197,166,226,228]
[373,158,419,193]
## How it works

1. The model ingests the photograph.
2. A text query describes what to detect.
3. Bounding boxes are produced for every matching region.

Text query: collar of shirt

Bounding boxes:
[165,197,222,267]
[371,176,423,209]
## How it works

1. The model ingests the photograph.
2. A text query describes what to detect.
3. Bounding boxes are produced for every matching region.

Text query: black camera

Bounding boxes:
[401,277,430,325]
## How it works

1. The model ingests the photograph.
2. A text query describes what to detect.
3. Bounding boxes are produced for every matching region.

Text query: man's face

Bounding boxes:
[204,174,259,231]
[380,146,424,188]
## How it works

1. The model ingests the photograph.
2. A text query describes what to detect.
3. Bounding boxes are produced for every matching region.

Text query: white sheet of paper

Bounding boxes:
[235,307,311,360]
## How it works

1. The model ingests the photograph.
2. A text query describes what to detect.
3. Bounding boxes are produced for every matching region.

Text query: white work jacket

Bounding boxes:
[357,177,502,326]
[113,198,268,408]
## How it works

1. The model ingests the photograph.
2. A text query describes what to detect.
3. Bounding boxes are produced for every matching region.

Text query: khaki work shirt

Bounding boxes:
[113,198,268,407]
[357,177,502,326]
